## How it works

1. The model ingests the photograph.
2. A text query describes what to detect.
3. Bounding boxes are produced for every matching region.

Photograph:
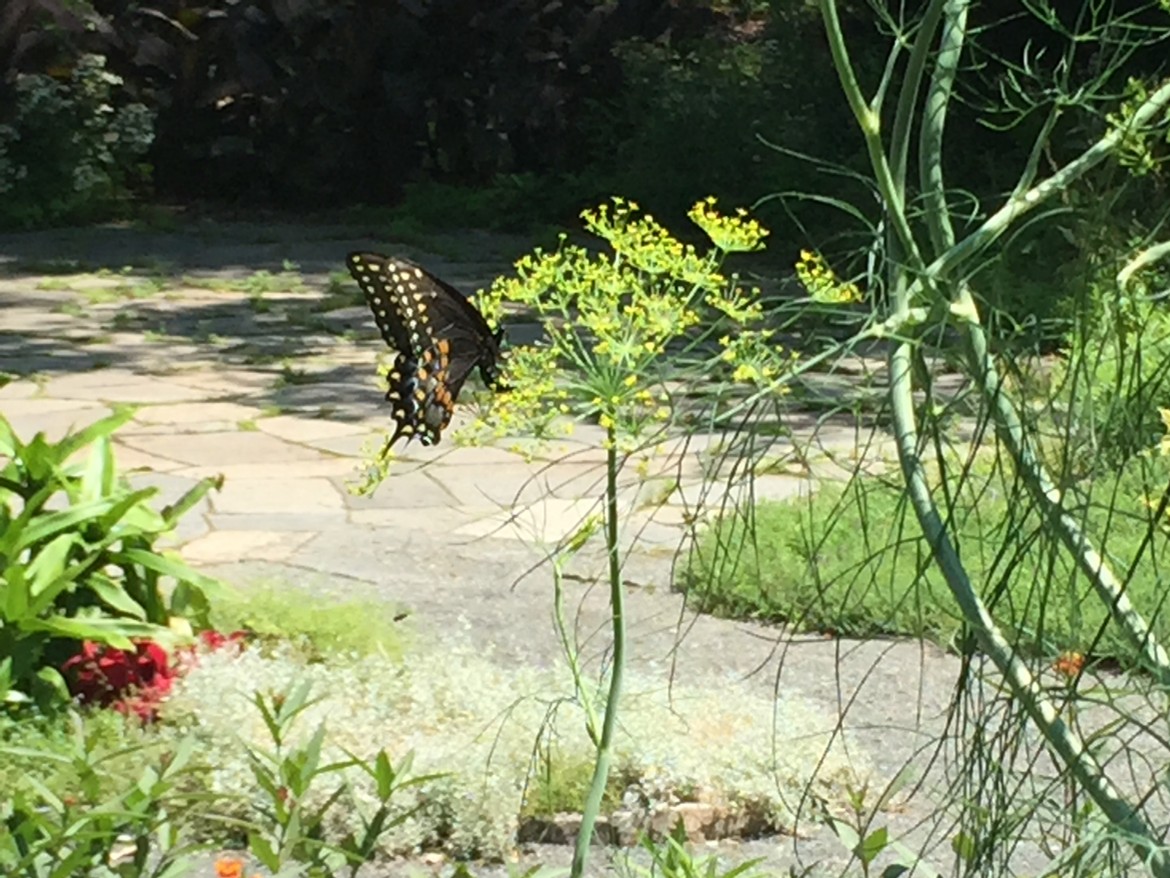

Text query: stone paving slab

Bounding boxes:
[294,431,375,457]
[211,476,347,514]
[174,458,360,480]
[254,413,371,442]
[118,430,327,466]
[4,401,115,441]
[112,442,188,473]
[182,529,317,565]
[0,379,40,400]
[165,370,284,394]
[209,511,352,532]
[338,469,460,509]
[131,401,264,425]
[453,497,601,543]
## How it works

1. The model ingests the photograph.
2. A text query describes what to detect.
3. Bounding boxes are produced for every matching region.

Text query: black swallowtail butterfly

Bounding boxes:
[346,252,505,447]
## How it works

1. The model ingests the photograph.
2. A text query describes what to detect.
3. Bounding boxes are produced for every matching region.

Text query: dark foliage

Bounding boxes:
[1,0,1167,251]
[0,1,108,94]
[0,0,716,208]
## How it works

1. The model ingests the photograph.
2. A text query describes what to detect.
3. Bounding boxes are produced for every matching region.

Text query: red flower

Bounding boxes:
[198,629,248,651]
[61,630,246,723]
[174,628,248,674]
[61,640,175,721]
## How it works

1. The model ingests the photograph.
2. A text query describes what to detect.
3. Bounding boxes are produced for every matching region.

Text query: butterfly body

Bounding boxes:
[346,252,504,447]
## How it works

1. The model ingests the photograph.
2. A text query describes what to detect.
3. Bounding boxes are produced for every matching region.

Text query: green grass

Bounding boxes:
[94,261,178,278]
[311,272,361,312]
[273,362,318,387]
[239,350,284,366]
[208,583,408,661]
[521,752,625,819]
[83,278,169,304]
[36,277,75,291]
[684,451,1170,668]
[324,269,352,295]
[35,269,173,301]
[183,270,306,295]
[77,334,113,346]
[108,309,140,330]
[51,300,86,317]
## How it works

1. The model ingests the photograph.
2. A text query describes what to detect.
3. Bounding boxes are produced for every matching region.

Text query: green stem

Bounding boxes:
[570,425,626,878]
[1118,238,1170,290]
[553,560,602,746]
[917,0,966,254]
[918,77,1170,290]
[826,0,1170,681]
[819,0,1170,870]
[891,0,946,195]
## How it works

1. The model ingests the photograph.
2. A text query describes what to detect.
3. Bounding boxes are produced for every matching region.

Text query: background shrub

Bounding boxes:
[1,0,1163,312]
[0,53,154,227]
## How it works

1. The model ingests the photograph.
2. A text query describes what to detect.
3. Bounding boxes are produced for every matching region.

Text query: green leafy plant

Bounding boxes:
[0,410,222,709]
[1055,276,1170,469]
[0,713,210,878]
[469,197,782,445]
[806,0,1170,871]
[521,746,624,820]
[623,821,766,878]
[812,776,944,878]
[243,682,432,878]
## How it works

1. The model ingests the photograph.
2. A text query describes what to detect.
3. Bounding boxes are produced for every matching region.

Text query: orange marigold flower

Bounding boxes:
[1053,651,1085,679]
[214,856,244,878]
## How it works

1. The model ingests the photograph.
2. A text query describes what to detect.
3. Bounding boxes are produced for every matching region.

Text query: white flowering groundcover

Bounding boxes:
[162,641,868,859]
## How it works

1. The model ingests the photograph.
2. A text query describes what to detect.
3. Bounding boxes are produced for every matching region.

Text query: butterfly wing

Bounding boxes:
[383,338,481,446]
[346,252,504,447]
[346,253,415,355]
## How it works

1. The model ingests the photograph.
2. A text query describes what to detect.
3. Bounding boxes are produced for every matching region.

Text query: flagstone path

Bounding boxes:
[1,221,979,876]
